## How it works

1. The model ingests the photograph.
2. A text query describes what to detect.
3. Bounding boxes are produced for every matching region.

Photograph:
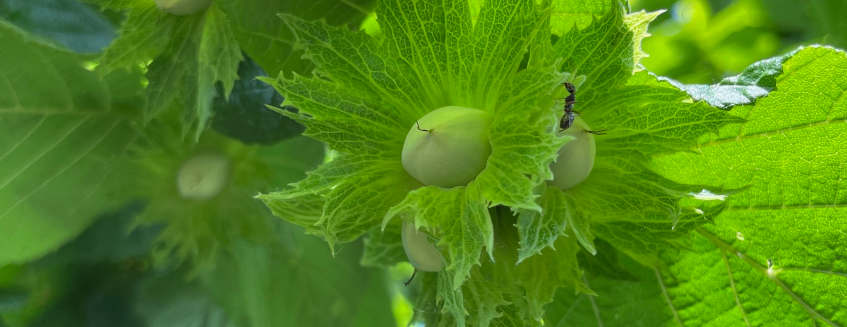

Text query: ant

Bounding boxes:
[560,82,606,135]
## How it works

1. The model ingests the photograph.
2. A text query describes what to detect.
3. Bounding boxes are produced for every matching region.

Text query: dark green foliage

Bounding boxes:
[212,55,304,145]
[0,0,115,53]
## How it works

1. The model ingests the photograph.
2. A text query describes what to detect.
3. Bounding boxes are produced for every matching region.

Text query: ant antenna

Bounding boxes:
[415,121,431,133]
[404,269,418,286]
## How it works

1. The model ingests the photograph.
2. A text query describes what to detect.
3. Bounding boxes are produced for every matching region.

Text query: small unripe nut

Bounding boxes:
[401,106,492,188]
[401,221,444,272]
[154,0,212,15]
[177,153,230,200]
[550,117,596,190]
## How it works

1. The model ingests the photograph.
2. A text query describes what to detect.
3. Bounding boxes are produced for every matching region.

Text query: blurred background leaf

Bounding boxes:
[0,0,115,53]
[205,230,396,327]
[0,0,396,325]
[633,0,847,83]
[0,20,145,266]
[211,55,305,145]
[0,205,157,327]
[0,186,398,327]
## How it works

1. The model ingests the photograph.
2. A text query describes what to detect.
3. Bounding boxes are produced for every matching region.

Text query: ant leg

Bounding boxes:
[586,129,607,135]
[404,269,418,286]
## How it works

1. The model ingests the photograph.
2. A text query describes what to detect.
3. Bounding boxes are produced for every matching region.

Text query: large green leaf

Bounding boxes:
[660,49,798,109]
[650,46,847,325]
[0,22,142,266]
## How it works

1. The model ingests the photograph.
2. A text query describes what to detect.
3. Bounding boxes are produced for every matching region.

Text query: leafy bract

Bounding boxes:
[132,127,324,273]
[95,0,242,139]
[264,0,562,260]
[649,46,847,326]
[625,9,664,70]
[0,22,143,266]
[214,0,307,78]
[260,0,577,324]
[550,0,614,34]
[216,0,374,77]
[92,0,376,139]
[385,185,493,288]
[516,186,572,262]
[521,74,739,293]
[519,2,740,270]
[258,0,743,324]
[413,208,587,326]
[360,223,406,268]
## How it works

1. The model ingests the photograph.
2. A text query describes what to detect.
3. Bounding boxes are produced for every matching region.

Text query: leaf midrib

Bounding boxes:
[696,227,842,327]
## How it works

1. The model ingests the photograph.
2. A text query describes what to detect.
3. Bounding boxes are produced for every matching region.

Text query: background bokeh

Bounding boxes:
[0,0,844,326]
[633,0,847,83]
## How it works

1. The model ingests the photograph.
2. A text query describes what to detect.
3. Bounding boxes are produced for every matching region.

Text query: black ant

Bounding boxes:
[560,82,606,135]
[560,82,577,130]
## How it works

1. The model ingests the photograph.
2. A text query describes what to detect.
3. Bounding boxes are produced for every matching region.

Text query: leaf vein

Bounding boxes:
[697,228,843,327]
[654,267,684,326]
[0,115,91,195]
[0,118,120,221]
[700,118,846,147]
[721,248,752,326]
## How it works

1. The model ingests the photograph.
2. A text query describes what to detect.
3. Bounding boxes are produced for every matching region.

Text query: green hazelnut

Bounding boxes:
[401,106,492,188]
[401,221,444,272]
[154,0,212,15]
[550,117,596,190]
[177,153,230,200]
